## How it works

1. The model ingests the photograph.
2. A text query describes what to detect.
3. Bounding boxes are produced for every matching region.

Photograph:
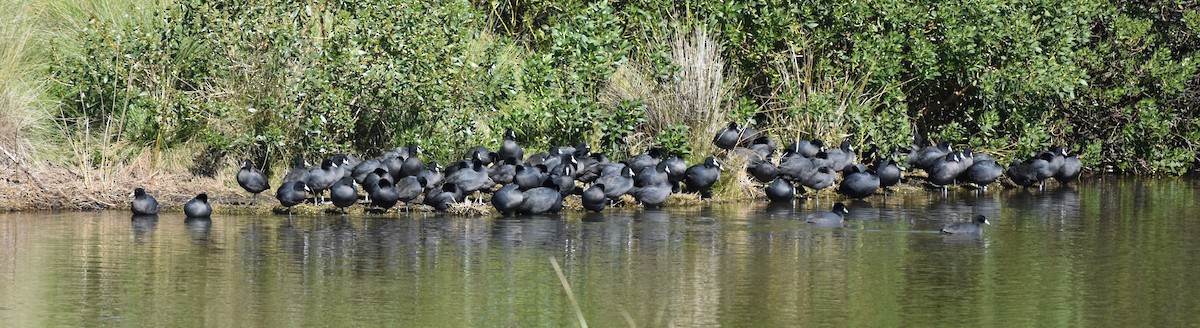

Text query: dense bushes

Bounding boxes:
[48,0,1199,174]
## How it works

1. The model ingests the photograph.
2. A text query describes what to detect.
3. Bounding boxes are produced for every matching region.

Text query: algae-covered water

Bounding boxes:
[2,177,1198,326]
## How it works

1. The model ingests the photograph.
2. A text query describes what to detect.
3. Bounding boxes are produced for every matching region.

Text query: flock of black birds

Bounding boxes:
[128,123,1083,234]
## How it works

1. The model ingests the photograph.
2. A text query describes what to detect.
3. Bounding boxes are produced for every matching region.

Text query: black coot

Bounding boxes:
[790,139,824,158]
[800,166,835,192]
[582,184,607,212]
[426,183,465,212]
[778,154,814,182]
[765,178,796,203]
[306,159,342,204]
[632,182,672,208]
[908,141,952,170]
[1055,154,1082,184]
[806,202,847,226]
[417,162,444,188]
[184,193,212,218]
[352,158,382,184]
[489,157,520,185]
[684,157,722,197]
[499,129,525,164]
[276,181,309,209]
[747,157,779,183]
[837,166,879,199]
[875,158,902,189]
[394,176,427,208]
[927,152,968,188]
[369,179,400,210]
[825,140,856,172]
[1005,159,1042,188]
[940,215,989,234]
[282,155,309,183]
[237,160,270,204]
[661,157,688,183]
[465,146,494,166]
[747,135,777,158]
[517,186,563,214]
[130,188,159,215]
[1041,146,1066,176]
[329,177,359,210]
[713,122,740,150]
[362,168,390,196]
[492,184,524,215]
[626,148,663,175]
[961,160,1003,190]
[595,166,635,200]
[514,165,546,191]
[397,155,424,179]
[446,159,494,202]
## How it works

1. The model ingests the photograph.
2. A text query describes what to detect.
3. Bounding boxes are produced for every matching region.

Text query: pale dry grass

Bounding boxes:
[603,26,738,162]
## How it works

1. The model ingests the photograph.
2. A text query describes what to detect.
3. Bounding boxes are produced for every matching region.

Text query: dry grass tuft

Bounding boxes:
[710,152,762,201]
[603,26,739,162]
[447,200,493,217]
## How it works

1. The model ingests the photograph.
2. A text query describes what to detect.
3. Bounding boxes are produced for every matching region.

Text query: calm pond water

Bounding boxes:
[2,177,1199,326]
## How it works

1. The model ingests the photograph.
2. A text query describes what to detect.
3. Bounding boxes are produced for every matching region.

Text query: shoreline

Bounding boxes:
[1,158,1106,216]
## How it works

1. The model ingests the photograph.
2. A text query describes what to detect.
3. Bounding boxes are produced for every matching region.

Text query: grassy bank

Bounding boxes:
[0,0,1196,211]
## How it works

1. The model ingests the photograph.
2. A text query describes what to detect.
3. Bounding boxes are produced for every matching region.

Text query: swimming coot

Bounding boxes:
[237,160,270,204]
[184,193,212,218]
[940,215,989,234]
[130,188,159,215]
[806,202,847,226]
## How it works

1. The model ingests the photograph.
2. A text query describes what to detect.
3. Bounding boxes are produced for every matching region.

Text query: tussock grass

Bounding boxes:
[710,152,762,201]
[603,26,738,162]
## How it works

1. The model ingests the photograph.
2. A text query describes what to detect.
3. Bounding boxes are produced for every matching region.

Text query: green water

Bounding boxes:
[2,177,1199,327]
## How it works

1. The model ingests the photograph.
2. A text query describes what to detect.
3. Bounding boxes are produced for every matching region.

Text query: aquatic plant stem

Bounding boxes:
[550,256,588,328]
